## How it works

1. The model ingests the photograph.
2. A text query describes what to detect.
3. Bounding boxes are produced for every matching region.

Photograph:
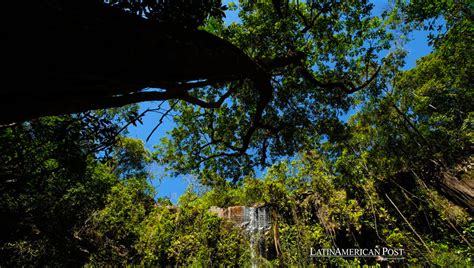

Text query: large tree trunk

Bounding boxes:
[0,1,261,124]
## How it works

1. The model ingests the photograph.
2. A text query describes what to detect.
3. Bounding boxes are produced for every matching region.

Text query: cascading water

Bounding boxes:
[241,206,271,267]
[209,205,272,266]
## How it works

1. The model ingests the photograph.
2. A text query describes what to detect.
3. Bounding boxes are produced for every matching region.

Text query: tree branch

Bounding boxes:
[146,101,178,142]
[259,52,306,71]
[298,65,381,94]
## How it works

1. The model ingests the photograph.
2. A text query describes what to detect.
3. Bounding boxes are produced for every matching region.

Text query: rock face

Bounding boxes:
[209,205,271,231]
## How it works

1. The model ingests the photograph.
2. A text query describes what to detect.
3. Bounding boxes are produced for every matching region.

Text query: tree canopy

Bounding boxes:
[0,0,472,266]
[3,1,387,170]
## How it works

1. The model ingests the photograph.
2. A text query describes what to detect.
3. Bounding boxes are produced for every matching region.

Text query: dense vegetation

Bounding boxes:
[0,0,472,266]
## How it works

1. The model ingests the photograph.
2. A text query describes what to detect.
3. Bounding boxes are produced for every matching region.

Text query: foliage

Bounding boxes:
[153,0,394,181]
[1,0,472,266]
[105,0,227,29]
[0,112,128,265]
[87,187,251,266]
[0,107,143,266]
[86,178,155,265]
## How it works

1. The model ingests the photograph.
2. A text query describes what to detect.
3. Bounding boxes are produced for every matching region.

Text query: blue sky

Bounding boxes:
[127,1,433,203]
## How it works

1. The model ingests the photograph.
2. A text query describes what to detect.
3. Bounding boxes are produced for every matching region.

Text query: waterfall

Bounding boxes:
[241,206,271,267]
[247,207,257,267]
[209,205,272,266]
[241,206,271,231]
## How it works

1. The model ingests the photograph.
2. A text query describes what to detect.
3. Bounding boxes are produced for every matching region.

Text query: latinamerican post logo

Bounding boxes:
[310,246,405,260]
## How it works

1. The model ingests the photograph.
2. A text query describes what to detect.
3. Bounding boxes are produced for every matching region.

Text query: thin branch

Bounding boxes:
[296,2,336,35]
[91,104,165,152]
[346,65,381,93]
[385,193,432,254]
[117,102,166,134]
[299,64,381,94]
[146,100,179,142]
[259,52,306,70]
[178,85,236,109]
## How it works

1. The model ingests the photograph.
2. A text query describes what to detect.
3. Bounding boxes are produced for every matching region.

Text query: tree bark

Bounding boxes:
[0,1,265,124]
[439,170,474,212]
